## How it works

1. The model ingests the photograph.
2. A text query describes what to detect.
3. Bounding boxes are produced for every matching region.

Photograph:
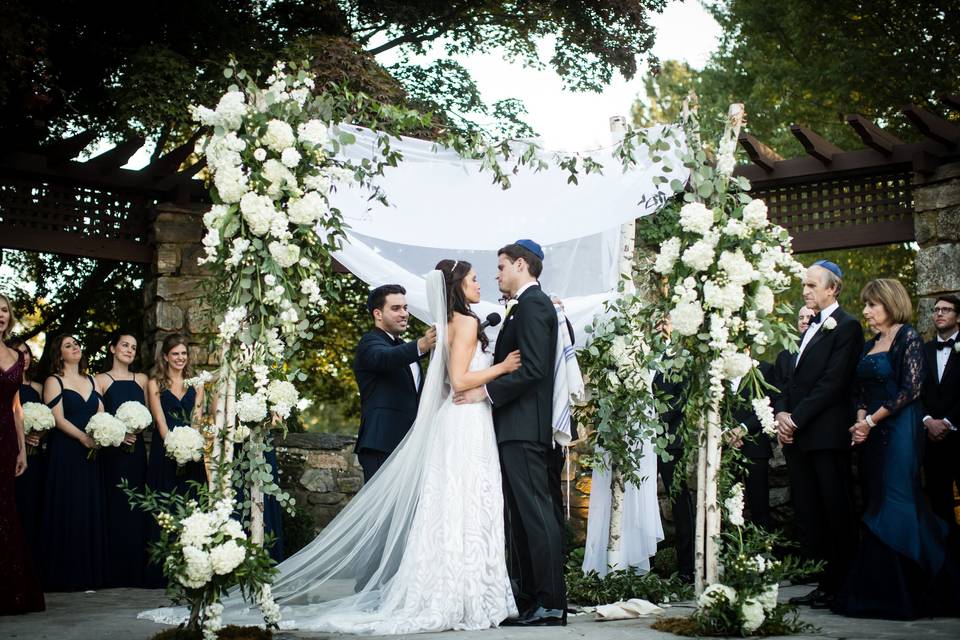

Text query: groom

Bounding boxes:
[455,240,566,626]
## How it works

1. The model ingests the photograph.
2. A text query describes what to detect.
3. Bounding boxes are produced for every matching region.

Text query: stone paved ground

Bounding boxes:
[3,585,958,640]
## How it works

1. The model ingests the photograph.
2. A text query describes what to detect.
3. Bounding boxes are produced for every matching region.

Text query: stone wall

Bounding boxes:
[914,161,960,335]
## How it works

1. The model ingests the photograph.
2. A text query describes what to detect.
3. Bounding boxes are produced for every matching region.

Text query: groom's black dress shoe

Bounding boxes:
[788,587,828,606]
[516,606,565,626]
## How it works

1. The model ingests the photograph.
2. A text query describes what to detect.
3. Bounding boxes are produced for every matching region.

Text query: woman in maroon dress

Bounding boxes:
[0,293,44,614]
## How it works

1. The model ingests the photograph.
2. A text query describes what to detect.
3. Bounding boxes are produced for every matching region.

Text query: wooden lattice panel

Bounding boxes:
[0,172,155,262]
[750,170,915,253]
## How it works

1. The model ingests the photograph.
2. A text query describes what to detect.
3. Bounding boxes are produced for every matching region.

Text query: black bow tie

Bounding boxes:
[936,339,956,351]
[809,312,822,325]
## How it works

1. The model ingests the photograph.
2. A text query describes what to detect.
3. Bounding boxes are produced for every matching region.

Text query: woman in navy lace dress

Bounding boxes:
[41,334,105,592]
[11,341,46,569]
[95,332,149,587]
[0,295,44,614]
[834,279,960,618]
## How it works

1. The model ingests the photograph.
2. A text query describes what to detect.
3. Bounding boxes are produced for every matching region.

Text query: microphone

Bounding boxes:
[480,312,502,330]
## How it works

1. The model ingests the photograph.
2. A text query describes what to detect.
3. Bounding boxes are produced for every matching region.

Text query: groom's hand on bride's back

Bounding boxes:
[417,326,438,353]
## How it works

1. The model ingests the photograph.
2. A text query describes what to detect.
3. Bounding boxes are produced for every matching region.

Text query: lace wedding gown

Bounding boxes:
[141,271,517,634]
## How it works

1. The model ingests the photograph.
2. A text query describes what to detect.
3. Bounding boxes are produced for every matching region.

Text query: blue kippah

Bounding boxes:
[515,239,544,260]
[813,259,843,279]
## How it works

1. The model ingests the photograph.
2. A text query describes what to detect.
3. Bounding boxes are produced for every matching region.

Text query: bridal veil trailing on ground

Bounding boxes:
[141,271,516,633]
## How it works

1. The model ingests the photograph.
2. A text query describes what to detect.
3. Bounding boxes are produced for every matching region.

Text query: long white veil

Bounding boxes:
[141,270,451,630]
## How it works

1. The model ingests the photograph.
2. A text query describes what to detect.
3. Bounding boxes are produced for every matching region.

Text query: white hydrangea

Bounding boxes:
[303,171,331,193]
[725,482,745,527]
[753,285,775,316]
[722,217,750,239]
[670,300,705,336]
[298,119,329,147]
[752,396,778,437]
[742,199,769,229]
[213,91,246,131]
[218,306,246,342]
[679,202,715,236]
[722,352,753,380]
[164,426,205,466]
[262,119,296,152]
[115,401,153,434]
[180,545,213,588]
[757,583,779,612]
[717,249,757,285]
[231,424,251,442]
[654,237,682,274]
[704,280,745,314]
[180,511,216,548]
[681,238,716,272]
[87,413,128,448]
[741,598,765,633]
[22,402,55,434]
[698,583,738,609]
[225,237,251,268]
[209,539,246,575]
[280,147,301,168]
[223,518,246,541]
[236,391,268,423]
[213,165,247,203]
[287,191,327,225]
[240,192,276,236]
[268,241,300,268]
[267,379,299,418]
[202,204,230,228]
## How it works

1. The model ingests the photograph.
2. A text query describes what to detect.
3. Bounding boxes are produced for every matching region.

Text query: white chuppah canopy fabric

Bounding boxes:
[330,125,686,344]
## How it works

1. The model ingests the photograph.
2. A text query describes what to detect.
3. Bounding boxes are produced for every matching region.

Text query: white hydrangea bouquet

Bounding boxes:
[22,402,55,454]
[114,400,153,452]
[164,426,206,466]
[86,413,128,458]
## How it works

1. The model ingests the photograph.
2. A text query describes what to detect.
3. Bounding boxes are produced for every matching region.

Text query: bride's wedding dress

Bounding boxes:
[141,271,516,634]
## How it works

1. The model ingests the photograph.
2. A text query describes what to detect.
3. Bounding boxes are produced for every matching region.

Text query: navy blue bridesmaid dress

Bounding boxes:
[14,382,46,569]
[100,373,149,587]
[233,439,286,563]
[40,375,105,591]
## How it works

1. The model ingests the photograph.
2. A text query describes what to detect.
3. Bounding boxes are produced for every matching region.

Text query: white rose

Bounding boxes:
[822,316,837,331]
[679,202,715,236]
[87,413,128,448]
[742,199,769,229]
[115,401,153,434]
[22,402,55,434]
[163,426,205,466]
[253,148,267,162]
[670,300,705,336]
[262,119,295,152]
[741,598,765,633]
[681,238,716,272]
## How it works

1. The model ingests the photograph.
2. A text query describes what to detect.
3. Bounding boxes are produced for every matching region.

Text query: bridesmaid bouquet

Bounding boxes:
[114,400,153,452]
[86,413,128,458]
[164,426,205,466]
[22,402,55,454]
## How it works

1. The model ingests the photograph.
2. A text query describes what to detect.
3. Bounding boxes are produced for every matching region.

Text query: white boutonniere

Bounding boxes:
[954,342,960,354]
[822,317,837,331]
[505,299,518,318]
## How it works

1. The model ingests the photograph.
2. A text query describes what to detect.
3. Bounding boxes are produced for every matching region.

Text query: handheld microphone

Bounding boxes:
[480,312,502,330]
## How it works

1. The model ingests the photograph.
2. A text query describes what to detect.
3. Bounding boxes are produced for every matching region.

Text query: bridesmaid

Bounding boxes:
[11,341,47,569]
[41,334,105,591]
[0,294,45,614]
[95,332,149,588]
[144,334,206,587]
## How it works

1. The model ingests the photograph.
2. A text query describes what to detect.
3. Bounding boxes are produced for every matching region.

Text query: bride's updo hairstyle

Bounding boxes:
[435,259,489,352]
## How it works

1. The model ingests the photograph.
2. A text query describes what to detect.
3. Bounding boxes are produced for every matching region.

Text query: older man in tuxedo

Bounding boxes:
[353,284,436,483]
[921,294,960,531]
[775,260,863,609]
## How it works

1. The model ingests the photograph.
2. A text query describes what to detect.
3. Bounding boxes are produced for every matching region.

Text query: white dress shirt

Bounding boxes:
[796,301,839,365]
[925,330,958,431]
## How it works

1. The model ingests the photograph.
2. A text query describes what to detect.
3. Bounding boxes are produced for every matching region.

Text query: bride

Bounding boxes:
[142,262,521,634]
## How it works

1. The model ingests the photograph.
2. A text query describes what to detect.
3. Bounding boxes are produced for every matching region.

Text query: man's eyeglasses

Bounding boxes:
[932,307,957,315]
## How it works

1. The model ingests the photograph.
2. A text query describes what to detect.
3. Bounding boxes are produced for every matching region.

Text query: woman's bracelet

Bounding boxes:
[865,414,876,428]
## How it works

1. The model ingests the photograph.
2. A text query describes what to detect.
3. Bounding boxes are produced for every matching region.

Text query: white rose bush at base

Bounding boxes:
[22,402,55,455]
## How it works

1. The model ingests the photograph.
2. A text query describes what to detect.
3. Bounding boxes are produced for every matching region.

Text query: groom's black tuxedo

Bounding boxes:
[353,329,426,481]
[921,337,960,530]
[487,283,565,614]
[774,305,862,594]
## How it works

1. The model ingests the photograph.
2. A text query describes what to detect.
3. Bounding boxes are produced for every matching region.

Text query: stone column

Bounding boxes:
[914,161,960,336]
[144,202,215,366]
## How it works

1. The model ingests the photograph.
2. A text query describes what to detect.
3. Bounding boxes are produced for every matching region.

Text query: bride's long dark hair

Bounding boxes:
[435,259,489,352]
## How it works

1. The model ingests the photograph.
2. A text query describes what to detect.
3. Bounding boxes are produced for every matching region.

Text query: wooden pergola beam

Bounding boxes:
[846,115,902,155]
[903,105,960,147]
[738,133,783,172]
[790,125,844,164]
[40,130,99,165]
[86,136,146,174]
[941,95,960,111]
[144,129,205,177]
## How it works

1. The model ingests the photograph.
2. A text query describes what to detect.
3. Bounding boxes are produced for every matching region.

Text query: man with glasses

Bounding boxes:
[921,295,960,530]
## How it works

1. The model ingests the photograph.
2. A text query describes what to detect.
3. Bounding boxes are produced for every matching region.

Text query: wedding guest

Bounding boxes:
[834,279,960,618]
[921,294,960,530]
[144,334,206,587]
[353,284,436,482]
[0,295,45,614]
[95,332,149,587]
[41,334,105,591]
[11,341,47,566]
[728,363,775,530]
[777,260,862,609]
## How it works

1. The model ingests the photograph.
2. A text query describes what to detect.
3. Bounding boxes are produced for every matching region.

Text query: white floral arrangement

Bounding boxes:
[22,402,55,454]
[164,426,206,466]
[115,400,153,435]
[86,412,128,452]
[185,370,215,389]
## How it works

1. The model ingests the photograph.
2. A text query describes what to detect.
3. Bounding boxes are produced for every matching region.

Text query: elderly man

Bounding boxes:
[775,260,863,609]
